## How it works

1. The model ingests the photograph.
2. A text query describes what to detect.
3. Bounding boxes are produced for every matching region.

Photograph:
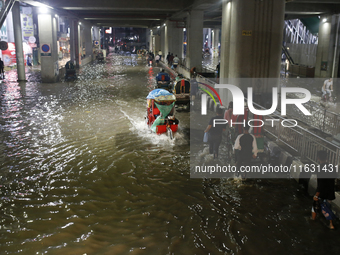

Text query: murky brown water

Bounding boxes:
[1,53,340,255]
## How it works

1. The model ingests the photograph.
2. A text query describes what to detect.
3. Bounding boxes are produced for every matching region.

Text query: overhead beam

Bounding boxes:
[285,3,340,14]
[292,0,340,3]
[40,0,195,11]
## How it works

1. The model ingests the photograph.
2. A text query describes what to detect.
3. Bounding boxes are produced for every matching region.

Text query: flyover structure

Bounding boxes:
[1,0,340,89]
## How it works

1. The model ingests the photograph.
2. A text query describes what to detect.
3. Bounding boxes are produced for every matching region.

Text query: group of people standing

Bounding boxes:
[204,102,257,166]
[165,52,180,70]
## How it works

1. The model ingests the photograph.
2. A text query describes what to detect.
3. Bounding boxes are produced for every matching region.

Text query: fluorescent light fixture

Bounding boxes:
[79,22,81,25]
[26,1,52,7]
[157,26,160,28]
[39,7,49,13]
[183,28,186,31]
[164,23,166,26]
[323,18,327,22]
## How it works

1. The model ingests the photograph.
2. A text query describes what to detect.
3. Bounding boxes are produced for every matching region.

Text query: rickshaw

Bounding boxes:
[146,89,179,139]
[65,61,77,81]
[96,50,104,61]
[173,76,190,109]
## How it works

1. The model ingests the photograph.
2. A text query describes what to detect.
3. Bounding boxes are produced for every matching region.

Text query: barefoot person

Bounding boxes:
[311,150,337,229]
[204,108,227,159]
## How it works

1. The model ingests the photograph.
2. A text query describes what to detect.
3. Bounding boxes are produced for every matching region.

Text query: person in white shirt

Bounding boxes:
[322,78,333,97]
[155,55,160,66]
[173,55,180,70]
[158,50,162,61]
[234,125,258,178]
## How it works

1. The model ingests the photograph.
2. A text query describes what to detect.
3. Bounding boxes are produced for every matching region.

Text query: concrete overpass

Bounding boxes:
[20,0,340,28]
[1,0,339,87]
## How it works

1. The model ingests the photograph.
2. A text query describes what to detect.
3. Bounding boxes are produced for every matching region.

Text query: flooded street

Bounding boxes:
[1,53,340,254]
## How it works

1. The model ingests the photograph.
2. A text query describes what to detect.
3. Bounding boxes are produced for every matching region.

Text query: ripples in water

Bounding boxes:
[1,53,340,254]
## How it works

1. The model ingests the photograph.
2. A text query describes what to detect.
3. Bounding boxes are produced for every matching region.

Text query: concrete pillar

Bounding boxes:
[186,10,204,71]
[163,23,168,60]
[79,23,83,63]
[70,19,75,63]
[166,20,183,59]
[83,22,92,58]
[12,2,25,81]
[146,29,150,50]
[76,21,81,66]
[69,19,79,65]
[220,0,232,102]
[212,28,220,58]
[220,0,285,103]
[203,28,212,52]
[97,27,101,49]
[38,11,59,83]
[154,31,161,56]
[149,29,154,53]
[315,15,340,78]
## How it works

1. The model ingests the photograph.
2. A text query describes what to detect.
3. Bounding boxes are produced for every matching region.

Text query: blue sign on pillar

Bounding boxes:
[41,43,51,56]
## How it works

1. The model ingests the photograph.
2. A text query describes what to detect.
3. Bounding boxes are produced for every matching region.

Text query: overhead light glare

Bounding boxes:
[39,7,49,14]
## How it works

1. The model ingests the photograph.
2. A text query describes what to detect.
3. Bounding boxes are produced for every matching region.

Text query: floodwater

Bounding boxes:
[1,53,340,254]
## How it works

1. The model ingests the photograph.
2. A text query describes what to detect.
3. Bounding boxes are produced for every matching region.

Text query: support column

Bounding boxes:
[79,23,83,65]
[146,29,150,50]
[83,22,92,59]
[166,20,184,59]
[203,28,212,53]
[160,24,167,61]
[186,10,203,71]
[220,0,285,104]
[38,11,59,83]
[212,28,220,58]
[220,0,232,103]
[70,19,76,63]
[12,2,25,81]
[70,19,80,66]
[315,15,339,78]
[149,29,154,53]
[154,29,161,56]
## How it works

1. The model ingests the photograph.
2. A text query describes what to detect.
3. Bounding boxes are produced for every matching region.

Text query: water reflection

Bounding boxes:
[0,53,339,254]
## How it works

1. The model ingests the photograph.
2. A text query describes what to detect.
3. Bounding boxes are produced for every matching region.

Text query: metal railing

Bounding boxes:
[283,96,340,137]
[264,114,340,166]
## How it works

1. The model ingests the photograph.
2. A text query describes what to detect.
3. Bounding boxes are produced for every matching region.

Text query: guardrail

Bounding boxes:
[284,98,340,137]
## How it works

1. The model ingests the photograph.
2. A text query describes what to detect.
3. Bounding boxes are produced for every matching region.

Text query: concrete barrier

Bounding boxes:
[80,55,93,67]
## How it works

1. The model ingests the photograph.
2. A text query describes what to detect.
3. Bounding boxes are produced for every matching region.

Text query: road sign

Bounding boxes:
[41,43,51,56]
[242,30,252,36]
[28,36,36,43]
